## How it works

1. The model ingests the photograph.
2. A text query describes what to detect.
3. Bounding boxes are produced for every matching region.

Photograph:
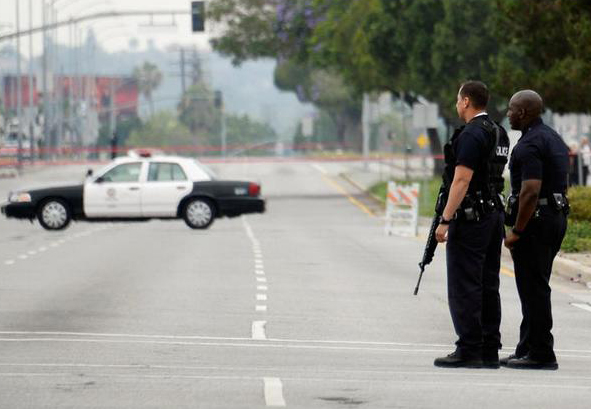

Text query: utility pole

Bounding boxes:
[41,1,48,158]
[28,0,35,163]
[362,93,370,170]
[16,0,23,169]
[180,48,186,95]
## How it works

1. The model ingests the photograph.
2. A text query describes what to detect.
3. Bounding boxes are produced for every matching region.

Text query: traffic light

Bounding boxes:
[192,1,205,32]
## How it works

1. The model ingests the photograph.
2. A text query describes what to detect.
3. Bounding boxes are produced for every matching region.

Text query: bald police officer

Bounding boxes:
[434,81,509,369]
[503,90,569,370]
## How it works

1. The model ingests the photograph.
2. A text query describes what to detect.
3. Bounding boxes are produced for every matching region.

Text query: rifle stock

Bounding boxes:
[414,186,447,295]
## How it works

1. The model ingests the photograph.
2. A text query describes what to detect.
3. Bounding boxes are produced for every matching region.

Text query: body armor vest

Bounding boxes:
[443,116,509,199]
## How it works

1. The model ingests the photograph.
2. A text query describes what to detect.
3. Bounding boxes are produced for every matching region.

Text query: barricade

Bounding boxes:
[385,181,420,237]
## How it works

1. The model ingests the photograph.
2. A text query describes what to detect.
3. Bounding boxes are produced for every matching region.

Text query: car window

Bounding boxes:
[147,162,188,182]
[100,162,142,183]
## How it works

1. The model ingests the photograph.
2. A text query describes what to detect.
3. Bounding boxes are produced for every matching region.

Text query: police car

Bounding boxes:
[1,150,265,230]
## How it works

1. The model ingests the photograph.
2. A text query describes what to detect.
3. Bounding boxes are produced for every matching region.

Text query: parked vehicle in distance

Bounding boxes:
[1,150,265,230]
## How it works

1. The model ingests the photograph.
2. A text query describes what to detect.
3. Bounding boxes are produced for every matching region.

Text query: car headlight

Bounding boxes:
[9,192,32,203]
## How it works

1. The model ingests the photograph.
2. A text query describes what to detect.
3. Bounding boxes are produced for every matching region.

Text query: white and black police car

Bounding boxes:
[1,150,265,230]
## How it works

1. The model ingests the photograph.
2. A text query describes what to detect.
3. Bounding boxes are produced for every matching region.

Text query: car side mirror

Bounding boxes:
[86,169,93,177]
[95,176,105,184]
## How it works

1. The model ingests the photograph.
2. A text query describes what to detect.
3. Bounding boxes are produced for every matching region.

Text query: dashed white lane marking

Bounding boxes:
[257,277,267,283]
[256,305,267,312]
[38,246,47,252]
[17,255,27,260]
[255,270,265,276]
[4,260,15,266]
[571,303,591,313]
[27,250,37,256]
[50,243,58,247]
[257,294,268,301]
[264,377,286,407]
[257,285,268,291]
[251,321,267,340]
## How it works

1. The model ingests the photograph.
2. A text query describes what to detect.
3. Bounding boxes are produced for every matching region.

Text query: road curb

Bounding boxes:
[339,172,385,207]
[500,242,591,288]
[551,255,591,287]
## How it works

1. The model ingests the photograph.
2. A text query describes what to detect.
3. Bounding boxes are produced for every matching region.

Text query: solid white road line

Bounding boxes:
[251,321,267,340]
[571,303,591,313]
[264,377,286,407]
[257,294,268,301]
[257,277,267,283]
[256,305,268,312]
[257,285,268,291]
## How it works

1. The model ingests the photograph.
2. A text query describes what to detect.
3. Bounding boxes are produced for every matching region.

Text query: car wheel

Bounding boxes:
[183,198,215,229]
[37,199,72,230]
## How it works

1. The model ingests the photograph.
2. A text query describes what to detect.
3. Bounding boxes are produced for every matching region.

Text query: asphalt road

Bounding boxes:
[1,160,591,409]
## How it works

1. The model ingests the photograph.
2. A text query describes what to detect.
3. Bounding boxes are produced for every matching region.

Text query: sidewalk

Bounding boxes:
[341,167,591,289]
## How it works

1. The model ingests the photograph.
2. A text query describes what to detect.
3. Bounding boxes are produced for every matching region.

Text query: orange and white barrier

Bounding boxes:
[385,181,419,237]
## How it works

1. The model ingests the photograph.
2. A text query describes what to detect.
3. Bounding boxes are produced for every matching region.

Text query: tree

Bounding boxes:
[132,61,163,116]
[208,0,364,149]
[493,0,591,114]
[126,111,194,148]
[178,83,220,147]
[225,114,277,148]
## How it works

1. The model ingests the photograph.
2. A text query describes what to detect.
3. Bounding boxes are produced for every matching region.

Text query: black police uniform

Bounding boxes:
[507,117,569,362]
[444,114,509,362]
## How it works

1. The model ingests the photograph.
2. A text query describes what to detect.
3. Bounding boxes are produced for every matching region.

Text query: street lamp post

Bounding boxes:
[15,0,23,169]
[28,0,35,163]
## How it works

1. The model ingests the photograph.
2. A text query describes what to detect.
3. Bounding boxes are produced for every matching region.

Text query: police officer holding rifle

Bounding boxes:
[502,90,569,370]
[431,81,509,369]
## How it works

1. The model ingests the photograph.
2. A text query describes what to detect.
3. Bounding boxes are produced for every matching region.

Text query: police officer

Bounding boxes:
[434,81,509,368]
[503,90,569,370]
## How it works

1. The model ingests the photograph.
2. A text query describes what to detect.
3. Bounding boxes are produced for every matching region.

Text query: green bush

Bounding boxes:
[562,220,591,253]
[568,186,591,222]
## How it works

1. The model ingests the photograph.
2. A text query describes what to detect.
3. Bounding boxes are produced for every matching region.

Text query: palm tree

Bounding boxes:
[133,61,162,116]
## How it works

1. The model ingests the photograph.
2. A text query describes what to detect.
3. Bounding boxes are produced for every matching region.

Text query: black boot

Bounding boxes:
[506,354,558,370]
[434,350,483,368]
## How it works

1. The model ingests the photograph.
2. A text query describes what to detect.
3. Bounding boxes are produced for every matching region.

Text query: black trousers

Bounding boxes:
[446,211,504,358]
[511,209,567,361]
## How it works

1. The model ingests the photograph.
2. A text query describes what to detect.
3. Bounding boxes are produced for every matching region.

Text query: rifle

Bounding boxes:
[414,186,447,295]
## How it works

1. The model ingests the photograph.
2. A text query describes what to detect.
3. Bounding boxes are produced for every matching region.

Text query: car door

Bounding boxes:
[141,162,192,217]
[84,162,144,217]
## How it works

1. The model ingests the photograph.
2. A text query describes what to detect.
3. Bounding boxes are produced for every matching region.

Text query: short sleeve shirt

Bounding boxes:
[452,115,493,191]
[509,118,569,195]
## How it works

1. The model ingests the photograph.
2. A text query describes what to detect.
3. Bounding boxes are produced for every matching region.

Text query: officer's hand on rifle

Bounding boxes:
[435,223,449,243]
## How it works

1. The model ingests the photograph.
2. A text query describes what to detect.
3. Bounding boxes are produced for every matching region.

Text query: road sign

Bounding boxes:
[385,182,420,237]
[417,133,429,149]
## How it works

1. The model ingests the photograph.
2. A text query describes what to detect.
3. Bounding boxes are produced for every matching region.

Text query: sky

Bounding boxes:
[0,0,215,57]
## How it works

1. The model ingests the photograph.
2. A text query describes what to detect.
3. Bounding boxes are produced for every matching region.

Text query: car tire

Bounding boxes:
[183,198,215,229]
[37,198,72,231]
